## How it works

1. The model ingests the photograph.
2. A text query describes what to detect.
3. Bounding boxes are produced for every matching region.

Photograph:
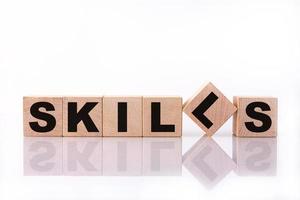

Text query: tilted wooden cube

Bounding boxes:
[233,97,277,137]
[183,82,237,136]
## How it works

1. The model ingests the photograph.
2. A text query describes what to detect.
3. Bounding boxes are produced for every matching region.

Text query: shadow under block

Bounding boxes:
[103,96,142,137]
[23,97,63,137]
[63,97,103,137]
[233,97,278,137]
[183,82,237,136]
[143,96,182,137]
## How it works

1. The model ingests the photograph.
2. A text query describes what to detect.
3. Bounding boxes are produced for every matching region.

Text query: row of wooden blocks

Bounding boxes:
[23,82,278,137]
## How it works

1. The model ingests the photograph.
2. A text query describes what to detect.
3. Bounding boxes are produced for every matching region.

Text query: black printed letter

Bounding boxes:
[68,102,99,132]
[29,102,56,132]
[151,102,175,132]
[192,92,219,129]
[118,102,127,132]
[245,102,272,132]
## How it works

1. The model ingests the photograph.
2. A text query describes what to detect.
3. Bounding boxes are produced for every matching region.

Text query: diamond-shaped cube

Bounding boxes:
[183,82,237,136]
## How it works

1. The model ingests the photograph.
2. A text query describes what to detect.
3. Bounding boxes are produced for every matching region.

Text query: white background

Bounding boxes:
[0,0,299,199]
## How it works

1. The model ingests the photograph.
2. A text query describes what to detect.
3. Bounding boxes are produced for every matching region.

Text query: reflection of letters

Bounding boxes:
[143,138,182,176]
[233,137,277,176]
[192,146,217,181]
[103,138,142,176]
[24,138,62,175]
[67,141,99,171]
[150,142,174,171]
[29,141,56,171]
[63,138,102,176]
[245,141,271,171]
[117,142,127,171]
[183,136,235,189]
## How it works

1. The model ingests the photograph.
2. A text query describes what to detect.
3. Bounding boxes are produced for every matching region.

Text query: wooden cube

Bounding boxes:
[183,82,237,136]
[103,96,142,137]
[232,137,277,176]
[143,96,182,137]
[63,97,103,137]
[23,97,63,137]
[233,97,277,137]
[183,136,236,188]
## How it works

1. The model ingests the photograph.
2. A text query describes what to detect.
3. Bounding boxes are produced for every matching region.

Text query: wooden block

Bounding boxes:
[23,97,63,137]
[103,96,142,137]
[183,82,237,136]
[183,136,236,188]
[143,96,182,137]
[233,97,277,137]
[232,137,277,176]
[63,97,103,137]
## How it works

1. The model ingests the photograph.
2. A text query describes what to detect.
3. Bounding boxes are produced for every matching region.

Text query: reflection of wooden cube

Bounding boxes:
[233,97,277,137]
[23,137,63,175]
[232,137,277,176]
[63,137,102,176]
[143,96,182,137]
[103,138,142,176]
[183,82,236,136]
[103,96,142,137]
[23,97,63,137]
[183,136,236,189]
[142,138,182,176]
[63,97,103,137]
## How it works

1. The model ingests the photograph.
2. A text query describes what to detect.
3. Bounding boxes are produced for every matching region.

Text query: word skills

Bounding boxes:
[23,82,277,137]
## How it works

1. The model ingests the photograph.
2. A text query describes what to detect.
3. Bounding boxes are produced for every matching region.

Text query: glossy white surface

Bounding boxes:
[1,132,298,200]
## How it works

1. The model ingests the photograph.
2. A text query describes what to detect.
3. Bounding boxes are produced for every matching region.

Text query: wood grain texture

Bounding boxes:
[233,96,277,137]
[183,82,237,136]
[23,97,63,137]
[103,96,142,137]
[63,97,103,137]
[143,96,182,137]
